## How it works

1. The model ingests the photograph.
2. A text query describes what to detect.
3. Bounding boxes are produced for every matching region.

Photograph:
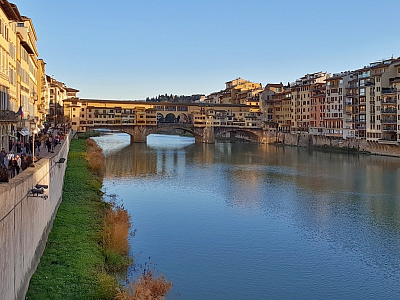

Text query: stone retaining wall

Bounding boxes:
[0,135,70,300]
[277,132,400,157]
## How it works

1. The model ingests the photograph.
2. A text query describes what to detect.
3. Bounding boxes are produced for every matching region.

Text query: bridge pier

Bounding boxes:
[201,127,215,143]
[130,134,146,143]
[128,125,152,143]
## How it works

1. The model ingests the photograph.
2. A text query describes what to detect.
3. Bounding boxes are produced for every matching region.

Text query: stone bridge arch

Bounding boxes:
[89,125,265,144]
[157,112,190,124]
[89,124,207,143]
[214,127,264,143]
[147,123,205,142]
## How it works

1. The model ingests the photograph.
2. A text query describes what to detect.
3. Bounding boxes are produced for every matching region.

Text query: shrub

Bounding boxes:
[86,138,105,176]
[115,269,173,300]
[102,203,132,271]
[96,272,119,300]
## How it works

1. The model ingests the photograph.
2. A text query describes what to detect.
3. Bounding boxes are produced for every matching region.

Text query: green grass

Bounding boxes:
[76,131,101,139]
[26,139,117,300]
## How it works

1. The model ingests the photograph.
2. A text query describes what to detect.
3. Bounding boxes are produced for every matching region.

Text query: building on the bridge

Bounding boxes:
[63,98,263,134]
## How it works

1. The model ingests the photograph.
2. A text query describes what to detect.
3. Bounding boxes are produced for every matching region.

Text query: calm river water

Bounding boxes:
[94,133,400,300]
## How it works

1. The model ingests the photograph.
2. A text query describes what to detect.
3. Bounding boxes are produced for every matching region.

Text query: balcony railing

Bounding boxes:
[381,118,397,124]
[381,109,397,114]
[0,110,19,122]
[381,88,398,95]
[382,126,397,132]
[382,98,396,104]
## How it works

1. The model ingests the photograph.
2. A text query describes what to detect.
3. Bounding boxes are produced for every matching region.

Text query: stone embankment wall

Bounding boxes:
[276,132,400,157]
[0,135,71,300]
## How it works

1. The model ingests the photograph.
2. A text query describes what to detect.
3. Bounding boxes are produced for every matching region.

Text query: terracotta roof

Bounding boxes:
[0,1,23,21]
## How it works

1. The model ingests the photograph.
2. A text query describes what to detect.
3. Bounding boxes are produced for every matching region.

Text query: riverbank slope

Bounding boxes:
[26,139,116,299]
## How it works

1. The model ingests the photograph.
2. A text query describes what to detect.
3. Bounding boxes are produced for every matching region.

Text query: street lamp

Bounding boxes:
[30,120,38,165]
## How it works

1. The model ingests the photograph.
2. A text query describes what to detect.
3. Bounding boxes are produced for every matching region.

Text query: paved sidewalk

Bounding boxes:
[3,130,68,181]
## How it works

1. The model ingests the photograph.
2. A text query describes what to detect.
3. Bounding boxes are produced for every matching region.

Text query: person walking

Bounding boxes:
[46,139,52,152]
[21,155,28,171]
[24,142,30,154]
[0,149,5,167]
[15,155,21,175]
[6,151,14,169]
[9,157,17,178]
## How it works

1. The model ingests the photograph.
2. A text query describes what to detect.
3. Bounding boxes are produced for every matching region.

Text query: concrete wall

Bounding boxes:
[0,135,70,300]
[277,132,400,157]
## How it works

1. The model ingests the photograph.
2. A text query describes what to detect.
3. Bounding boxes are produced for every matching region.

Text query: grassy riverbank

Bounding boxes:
[26,138,117,299]
[26,136,172,300]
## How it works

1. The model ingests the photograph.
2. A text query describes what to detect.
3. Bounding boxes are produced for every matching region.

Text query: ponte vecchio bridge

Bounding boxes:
[63,98,271,143]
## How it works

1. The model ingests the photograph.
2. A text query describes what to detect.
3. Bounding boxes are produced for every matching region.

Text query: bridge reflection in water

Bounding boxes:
[100,133,400,211]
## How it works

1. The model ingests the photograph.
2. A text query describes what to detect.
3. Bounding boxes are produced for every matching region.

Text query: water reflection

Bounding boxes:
[103,137,400,227]
[99,134,400,299]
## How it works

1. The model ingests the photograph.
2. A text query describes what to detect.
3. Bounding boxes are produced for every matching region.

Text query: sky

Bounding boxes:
[13,0,400,100]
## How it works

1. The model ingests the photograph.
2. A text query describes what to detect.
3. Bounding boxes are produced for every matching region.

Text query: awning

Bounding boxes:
[19,127,31,136]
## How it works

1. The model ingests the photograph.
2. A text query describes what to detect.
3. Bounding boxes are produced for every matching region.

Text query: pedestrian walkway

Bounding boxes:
[1,129,69,183]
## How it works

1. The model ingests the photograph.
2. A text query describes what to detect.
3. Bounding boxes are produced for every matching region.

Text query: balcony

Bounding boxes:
[381,88,397,95]
[382,126,397,132]
[0,110,19,122]
[359,73,370,79]
[346,92,358,97]
[37,103,46,113]
[381,109,397,114]
[382,98,396,104]
[381,118,397,124]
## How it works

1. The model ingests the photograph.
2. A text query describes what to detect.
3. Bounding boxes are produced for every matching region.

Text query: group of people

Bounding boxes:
[0,128,65,180]
[0,150,32,178]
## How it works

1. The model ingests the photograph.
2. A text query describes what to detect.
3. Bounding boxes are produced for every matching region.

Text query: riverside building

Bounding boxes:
[257,57,400,144]
[0,1,77,151]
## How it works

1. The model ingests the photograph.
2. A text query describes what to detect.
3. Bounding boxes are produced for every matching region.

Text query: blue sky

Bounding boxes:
[14,0,400,100]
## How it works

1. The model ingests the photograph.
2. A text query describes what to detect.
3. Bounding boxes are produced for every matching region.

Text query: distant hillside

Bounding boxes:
[145,94,204,103]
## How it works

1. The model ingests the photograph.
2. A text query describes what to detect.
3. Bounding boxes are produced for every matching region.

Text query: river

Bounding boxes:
[93,133,400,299]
